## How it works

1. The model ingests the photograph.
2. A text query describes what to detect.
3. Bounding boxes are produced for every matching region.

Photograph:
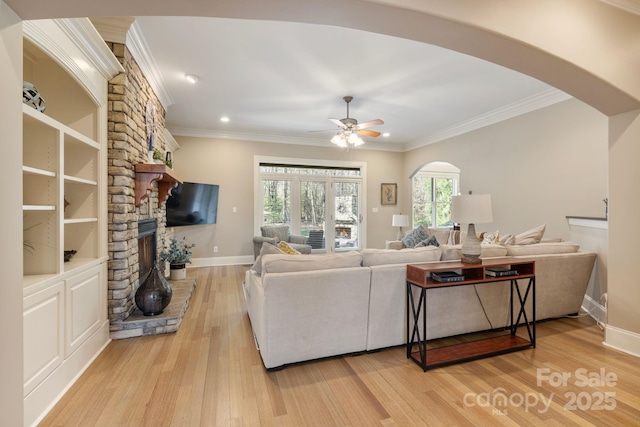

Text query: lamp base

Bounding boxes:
[396,228,404,240]
[461,223,482,264]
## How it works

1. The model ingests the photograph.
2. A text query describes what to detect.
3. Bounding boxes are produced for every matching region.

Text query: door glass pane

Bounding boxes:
[334,181,360,251]
[262,179,291,225]
[300,181,326,249]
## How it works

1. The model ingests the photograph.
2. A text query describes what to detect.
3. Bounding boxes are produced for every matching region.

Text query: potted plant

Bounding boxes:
[160,236,196,280]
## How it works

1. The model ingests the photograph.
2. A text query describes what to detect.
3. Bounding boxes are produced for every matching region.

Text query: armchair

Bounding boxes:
[253,225,312,259]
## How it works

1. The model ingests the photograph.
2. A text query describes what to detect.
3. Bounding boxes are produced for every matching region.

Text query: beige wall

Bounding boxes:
[403,98,608,240]
[171,98,607,260]
[0,3,24,425]
[171,137,404,259]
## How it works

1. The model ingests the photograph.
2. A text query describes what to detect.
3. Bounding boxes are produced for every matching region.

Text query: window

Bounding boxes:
[412,163,459,228]
[256,158,366,252]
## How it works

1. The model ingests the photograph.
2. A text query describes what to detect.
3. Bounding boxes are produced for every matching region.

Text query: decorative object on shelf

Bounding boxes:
[603,197,608,219]
[135,261,172,316]
[160,237,196,280]
[452,192,493,264]
[381,183,397,205]
[145,99,157,163]
[64,197,70,212]
[63,250,77,262]
[165,151,173,169]
[392,213,409,240]
[152,148,164,164]
[22,81,46,112]
[23,217,38,254]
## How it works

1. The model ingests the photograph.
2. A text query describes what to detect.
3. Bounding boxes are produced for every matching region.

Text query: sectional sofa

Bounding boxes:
[243,239,596,370]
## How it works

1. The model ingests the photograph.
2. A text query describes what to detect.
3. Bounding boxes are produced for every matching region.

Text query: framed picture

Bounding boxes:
[381,183,397,205]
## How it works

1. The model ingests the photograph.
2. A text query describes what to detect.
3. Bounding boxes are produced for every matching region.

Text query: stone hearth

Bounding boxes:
[111,276,196,339]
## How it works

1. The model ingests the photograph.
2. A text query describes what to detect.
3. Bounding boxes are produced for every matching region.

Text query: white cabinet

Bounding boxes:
[21,18,122,427]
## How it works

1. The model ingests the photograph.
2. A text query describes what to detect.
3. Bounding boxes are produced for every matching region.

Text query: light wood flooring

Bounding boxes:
[40,265,640,426]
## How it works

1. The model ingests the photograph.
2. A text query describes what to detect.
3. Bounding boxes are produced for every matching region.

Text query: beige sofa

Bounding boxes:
[243,242,596,369]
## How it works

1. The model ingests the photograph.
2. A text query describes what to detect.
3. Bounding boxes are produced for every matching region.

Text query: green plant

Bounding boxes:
[153,148,164,161]
[160,237,195,265]
[23,216,39,254]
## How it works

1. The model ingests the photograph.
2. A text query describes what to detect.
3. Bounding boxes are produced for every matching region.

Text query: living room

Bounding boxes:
[2,1,640,426]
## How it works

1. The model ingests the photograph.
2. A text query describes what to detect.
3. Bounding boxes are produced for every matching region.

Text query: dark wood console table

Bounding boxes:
[406,257,536,371]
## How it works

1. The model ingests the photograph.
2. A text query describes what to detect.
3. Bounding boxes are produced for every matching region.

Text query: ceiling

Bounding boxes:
[131,16,569,152]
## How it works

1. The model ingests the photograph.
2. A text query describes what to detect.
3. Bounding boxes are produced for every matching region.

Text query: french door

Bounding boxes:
[260,174,363,252]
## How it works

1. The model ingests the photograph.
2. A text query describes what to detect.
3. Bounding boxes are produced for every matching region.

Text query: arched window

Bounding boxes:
[411,162,460,228]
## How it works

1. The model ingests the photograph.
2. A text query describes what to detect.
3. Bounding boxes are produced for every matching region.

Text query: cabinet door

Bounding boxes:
[65,264,104,357]
[23,282,65,397]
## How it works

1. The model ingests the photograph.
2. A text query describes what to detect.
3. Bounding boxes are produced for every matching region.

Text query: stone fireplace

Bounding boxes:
[105,41,194,339]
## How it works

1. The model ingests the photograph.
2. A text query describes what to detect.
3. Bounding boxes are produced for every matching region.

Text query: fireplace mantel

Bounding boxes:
[135,163,182,207]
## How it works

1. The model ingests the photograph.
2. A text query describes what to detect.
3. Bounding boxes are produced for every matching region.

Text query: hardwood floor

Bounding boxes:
[40,265,640,426]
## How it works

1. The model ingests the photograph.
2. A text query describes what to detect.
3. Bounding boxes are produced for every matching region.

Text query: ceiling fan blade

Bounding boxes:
[329,118,347,129]
[357,119,384,129]
[358,129,381,137]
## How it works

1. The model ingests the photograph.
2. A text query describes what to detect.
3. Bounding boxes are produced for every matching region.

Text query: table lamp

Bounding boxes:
[451,193,493,264]
[392,214,409,240]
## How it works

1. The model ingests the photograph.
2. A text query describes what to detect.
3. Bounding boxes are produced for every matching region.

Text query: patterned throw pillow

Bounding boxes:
[414,235,440,248]
[277,241,301,255]
[482,230,500,245]
[402,226,428,248]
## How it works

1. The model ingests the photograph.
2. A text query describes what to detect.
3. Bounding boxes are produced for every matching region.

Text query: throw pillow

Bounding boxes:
[251,242,285,275]
[499,233,516,245]
[482,230,500,245]
[402,226,428,248]
[414,235,440,248]
[277,241,301,255]
[515,224,546,245]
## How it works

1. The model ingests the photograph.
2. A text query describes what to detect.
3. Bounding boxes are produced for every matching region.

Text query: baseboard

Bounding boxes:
[582,294,607,324]
[190,255,253,267]
[604,324,640,359]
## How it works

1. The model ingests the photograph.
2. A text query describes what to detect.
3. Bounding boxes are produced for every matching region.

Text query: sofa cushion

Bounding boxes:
[262,251,363,274]
[251,242,286,275]
[261,225,289,242]
[482,230,500,245]
[499,233,516,245]
[440,244,508,261]
[505,242,580,256]
[401,226,428,248]
[427,227,452,245]
[361,246,441,266]
[515,224,546,245]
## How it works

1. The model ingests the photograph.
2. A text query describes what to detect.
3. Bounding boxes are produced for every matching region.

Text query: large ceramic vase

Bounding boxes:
[135,262,173,316]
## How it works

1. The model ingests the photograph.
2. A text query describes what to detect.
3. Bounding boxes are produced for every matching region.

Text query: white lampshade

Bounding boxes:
[392,214,409,227]
[451,194,493,225]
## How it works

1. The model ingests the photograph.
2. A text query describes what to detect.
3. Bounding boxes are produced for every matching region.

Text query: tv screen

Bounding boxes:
[166,182,219,226]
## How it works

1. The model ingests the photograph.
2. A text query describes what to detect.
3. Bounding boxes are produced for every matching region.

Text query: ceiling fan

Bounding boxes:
[319,96,384,147]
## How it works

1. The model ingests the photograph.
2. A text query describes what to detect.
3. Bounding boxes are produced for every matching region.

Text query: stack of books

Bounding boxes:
[431,271,465,283]
[485,266,519,277]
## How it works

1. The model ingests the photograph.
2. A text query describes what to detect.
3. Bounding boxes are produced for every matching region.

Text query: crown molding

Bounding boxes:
[169,126,404,152]
[90,17,135,44]
[58,18,124,79]
[126,21,174,110]
[599,0,640,15]
[403,89,572,151]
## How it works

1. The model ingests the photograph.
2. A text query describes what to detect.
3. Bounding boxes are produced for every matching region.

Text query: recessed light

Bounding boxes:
[185,74,199,84]
[382,132,390,137]
[220,116,230,123]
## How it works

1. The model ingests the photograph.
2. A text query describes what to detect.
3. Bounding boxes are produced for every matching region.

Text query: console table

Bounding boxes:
[406,258,536,371]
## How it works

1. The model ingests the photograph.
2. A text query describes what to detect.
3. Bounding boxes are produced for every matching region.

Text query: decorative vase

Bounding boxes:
[170,263,187,280]
[135,262,172,316]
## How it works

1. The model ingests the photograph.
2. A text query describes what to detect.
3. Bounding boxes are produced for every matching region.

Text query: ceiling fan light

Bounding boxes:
[354,136,365,146]
[347,132,360,145]
[331,133,346,147]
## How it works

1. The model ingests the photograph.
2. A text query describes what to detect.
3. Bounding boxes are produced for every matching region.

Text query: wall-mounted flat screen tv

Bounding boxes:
[166,182,219,227]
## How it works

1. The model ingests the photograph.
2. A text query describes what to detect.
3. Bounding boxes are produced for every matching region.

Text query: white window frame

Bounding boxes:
[411,170,459,228]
